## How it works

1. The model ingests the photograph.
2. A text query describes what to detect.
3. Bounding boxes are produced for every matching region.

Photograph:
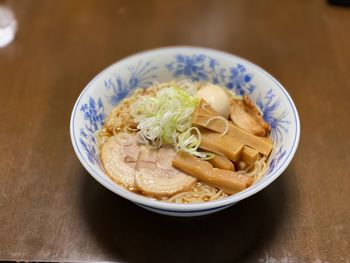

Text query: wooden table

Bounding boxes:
[1,0,349,262]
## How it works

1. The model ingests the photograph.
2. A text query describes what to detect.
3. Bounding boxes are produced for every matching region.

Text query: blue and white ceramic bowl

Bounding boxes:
[70,47,300,217]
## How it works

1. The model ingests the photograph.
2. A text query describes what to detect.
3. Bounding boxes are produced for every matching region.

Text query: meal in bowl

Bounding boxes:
[97,80,273,204]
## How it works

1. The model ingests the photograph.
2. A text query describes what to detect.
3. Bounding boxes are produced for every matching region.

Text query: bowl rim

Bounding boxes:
[70,46,300,212]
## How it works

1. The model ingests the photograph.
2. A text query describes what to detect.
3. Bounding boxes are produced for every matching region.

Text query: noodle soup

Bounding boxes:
[97,80,273,204]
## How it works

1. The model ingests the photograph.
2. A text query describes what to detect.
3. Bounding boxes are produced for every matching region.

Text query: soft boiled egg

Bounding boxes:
[195,84,231,118]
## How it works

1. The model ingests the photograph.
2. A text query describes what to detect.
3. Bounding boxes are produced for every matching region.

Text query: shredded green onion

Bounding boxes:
[175,127,215,159]
[204,116,229,136]
[131,85,213,159]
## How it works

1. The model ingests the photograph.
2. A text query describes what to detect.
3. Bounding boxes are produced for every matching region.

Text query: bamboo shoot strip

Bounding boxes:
[192,100,273,156]
[208,154,235,171]
[172,151,253,194]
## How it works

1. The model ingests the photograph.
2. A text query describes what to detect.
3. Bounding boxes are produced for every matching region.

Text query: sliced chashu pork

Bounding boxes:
[135,146,197,198]
[101,134,196,197]
[230,95,270,136]
[100,133,139,189]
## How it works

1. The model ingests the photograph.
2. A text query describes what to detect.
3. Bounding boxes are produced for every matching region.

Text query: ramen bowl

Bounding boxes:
[70,47,300,217]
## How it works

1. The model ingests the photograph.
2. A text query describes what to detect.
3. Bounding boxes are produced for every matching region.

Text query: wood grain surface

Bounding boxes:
[0,0,349,262]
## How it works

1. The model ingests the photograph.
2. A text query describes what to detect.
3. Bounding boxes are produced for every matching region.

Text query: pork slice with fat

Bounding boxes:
[230,96,270,136]
[101,133,140,188]
[135,146,197,197]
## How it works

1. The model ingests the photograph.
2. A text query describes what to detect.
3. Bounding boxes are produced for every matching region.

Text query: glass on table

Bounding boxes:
[0,0,16,48]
